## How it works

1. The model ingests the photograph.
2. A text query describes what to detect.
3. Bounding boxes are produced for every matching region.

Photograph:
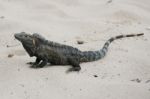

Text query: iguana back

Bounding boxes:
[14,32,144,71]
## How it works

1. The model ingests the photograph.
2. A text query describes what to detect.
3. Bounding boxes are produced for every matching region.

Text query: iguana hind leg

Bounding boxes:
[67,57,81,72]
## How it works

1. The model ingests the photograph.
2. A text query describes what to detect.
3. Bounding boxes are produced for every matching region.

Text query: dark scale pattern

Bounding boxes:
[14,32,144,71]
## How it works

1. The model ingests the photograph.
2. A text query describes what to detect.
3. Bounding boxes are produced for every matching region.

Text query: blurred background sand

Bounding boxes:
[0,0,150,99]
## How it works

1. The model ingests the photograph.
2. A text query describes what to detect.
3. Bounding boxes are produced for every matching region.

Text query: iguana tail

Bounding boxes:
[80,33,144,62]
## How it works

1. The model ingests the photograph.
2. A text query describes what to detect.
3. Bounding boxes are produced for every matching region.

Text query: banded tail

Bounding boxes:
[80,33,144,62]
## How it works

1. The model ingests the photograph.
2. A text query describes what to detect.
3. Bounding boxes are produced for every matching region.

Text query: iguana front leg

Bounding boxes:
[33,58,48,68]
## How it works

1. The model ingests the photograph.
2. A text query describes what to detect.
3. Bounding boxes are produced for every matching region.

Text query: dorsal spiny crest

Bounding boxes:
[33,33,46,43]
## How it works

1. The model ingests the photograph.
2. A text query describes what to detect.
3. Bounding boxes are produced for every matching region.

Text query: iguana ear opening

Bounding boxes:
[32,38,40,47]
[32,39,36,46]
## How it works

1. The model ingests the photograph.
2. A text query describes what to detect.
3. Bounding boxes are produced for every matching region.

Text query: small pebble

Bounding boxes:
[19,84,25,87]
[145,80,150,83]
[143,38,148,41]
[77,40,84,44]
[107,0,112,4]
[131,78,141,83]
[0,16,4,19]
[8,54,14,58]
[93,75,98,78]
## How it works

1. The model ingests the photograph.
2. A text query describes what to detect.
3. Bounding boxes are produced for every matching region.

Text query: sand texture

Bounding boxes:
[0,0,150,99]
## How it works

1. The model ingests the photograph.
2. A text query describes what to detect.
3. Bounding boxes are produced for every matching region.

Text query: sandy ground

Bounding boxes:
[0,0,150,99]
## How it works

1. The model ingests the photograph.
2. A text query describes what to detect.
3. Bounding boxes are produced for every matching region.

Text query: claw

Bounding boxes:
[66,67,81,73]
[26,62,35,65]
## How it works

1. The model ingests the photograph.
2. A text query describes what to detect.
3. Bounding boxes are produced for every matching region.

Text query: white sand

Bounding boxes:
[0,0,150,99]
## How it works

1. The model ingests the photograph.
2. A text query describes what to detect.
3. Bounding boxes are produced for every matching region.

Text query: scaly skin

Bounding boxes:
[14,32,144,71]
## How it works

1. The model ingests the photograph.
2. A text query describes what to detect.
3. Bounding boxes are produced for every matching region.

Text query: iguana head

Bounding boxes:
[14,32,35,45]
[14,32,41,56]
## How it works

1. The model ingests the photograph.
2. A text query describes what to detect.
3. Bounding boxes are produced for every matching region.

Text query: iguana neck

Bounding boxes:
[22,43,36,57]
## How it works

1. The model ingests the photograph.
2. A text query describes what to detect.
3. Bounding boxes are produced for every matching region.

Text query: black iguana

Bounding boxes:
[14,32,144,71]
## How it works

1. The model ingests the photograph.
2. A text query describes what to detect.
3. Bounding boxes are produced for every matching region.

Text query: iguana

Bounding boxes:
[14,32,144,71]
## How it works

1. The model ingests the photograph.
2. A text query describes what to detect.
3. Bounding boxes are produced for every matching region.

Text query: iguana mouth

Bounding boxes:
[14,33,19,39]
[14,32,30,42]
[14,33,23,41]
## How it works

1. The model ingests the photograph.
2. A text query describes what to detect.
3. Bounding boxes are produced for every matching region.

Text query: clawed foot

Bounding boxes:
[26,62,35,65]
[30,64,44,68]
[27,62,43,68]
[66,66,81,73]
[30,64,43,68]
